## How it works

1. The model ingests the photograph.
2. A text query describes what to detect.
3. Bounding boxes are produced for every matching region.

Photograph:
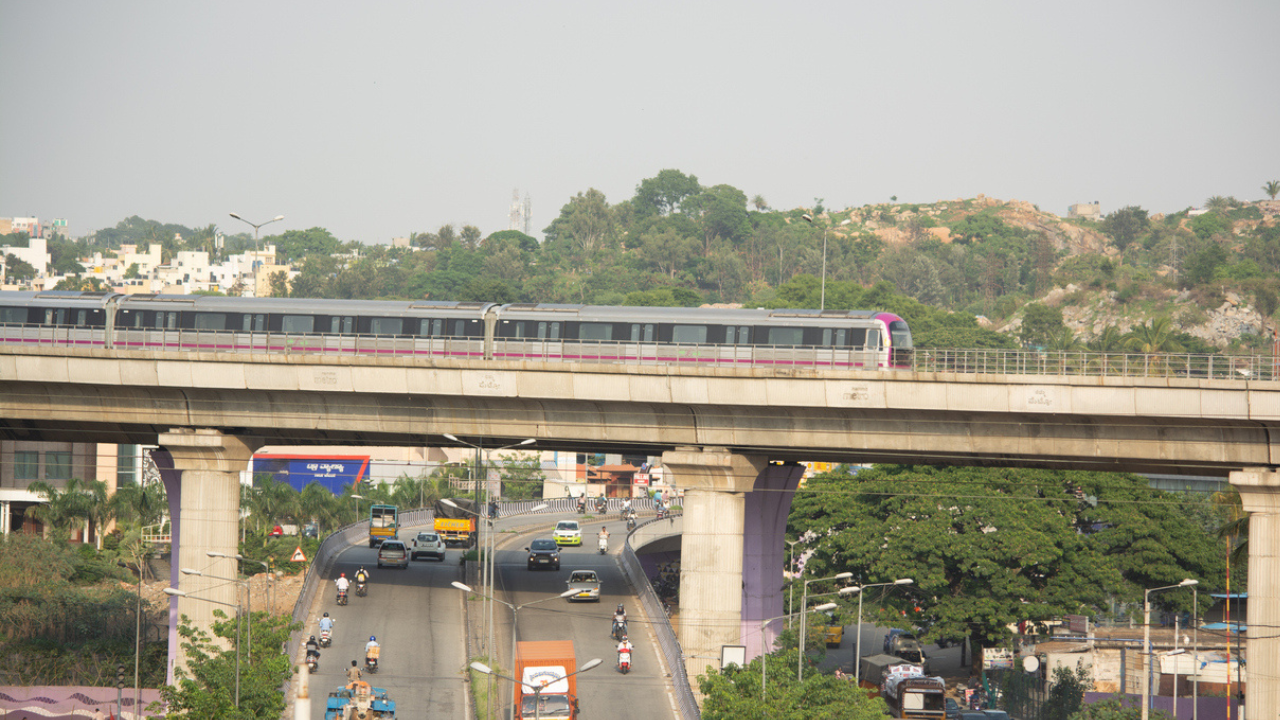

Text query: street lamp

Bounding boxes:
[801,214,852,311]
[1192,585,1198,720]
[1143,579,1198,720]
[350,494,364,523]
[853,578,914,684]
[470,658,602,720]
[164,587,241,707]
[799,571,853,681]
[453,582,576,685]
[182,568,253,659]
[228,212,284,252]
[785,539,802,617]
[761,602,837,699]
[209,551,273,618]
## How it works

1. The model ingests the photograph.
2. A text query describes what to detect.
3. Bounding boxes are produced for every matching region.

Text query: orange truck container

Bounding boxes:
[513,640,579,719]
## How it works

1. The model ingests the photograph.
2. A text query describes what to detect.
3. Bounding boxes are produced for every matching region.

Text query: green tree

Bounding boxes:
[1181,242,1227,285]
[698,647,887,720]
[498,452,546,500]
[267,271,289,298]
[25,478,99,543]
[1124,317,1183,354]
[3,253,38,280]
[1264,180,1280,201]
[633,169,701,218]
[1069,697,1174,720]
[1019,303,1066,348]
[159,610,299,719]
[1100,206,1150,252]
[1043,666,1091,720]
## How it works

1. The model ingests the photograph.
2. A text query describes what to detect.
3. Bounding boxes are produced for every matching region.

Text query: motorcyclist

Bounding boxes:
[365,635,381,666]
[354,567,369,584]
[616,634,633,667]
[319,612,335,633]
[335,572,351,593]
[622,498,633,516]
[305,635,320,662]
[612,604,627,637]
[346,660,362,684]
[576,495,586,513]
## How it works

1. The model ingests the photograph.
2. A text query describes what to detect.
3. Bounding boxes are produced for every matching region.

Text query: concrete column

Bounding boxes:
[661,447,766,680]
[1228,468,1280,720]
[157,429,259,683]
[742,463,805,659]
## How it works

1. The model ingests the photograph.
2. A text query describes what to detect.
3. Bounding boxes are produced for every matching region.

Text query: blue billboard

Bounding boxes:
[251,454,370,495]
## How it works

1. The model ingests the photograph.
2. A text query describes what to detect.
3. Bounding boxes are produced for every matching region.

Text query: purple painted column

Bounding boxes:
[741,462,804,659]
[150,448,183,687]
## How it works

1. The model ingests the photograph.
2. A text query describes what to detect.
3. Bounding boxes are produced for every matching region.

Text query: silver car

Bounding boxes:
[566,569,601,602]
[377,539,409,569]
[411,532,446,562]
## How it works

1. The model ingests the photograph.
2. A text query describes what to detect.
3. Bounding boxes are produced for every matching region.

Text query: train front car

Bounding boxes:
[113,295,492,359]
[877,312,914,369]
[0,291,117,349]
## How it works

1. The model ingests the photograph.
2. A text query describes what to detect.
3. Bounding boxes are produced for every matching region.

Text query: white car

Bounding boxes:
[553,520,582,547]
[410,531,446,561]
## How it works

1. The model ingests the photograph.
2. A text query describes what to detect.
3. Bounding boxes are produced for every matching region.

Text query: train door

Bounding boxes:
[239,313,266,353]
[537,320,563,361]
[325,315,355,354]
[724,325,751,366]
[625,322,657,365]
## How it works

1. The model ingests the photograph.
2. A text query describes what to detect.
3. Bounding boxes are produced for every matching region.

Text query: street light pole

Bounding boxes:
[228,213,284,253]
[182,568,253,658]
[800,571,853,681]
[761,603,837,699]
[1192,586,1198,720]
[801,214,851,311]
[164,588,241,707]
[1142,579,1198,720]
[471,658,602,720]
[350,494,364,525]
[853,578,915,684]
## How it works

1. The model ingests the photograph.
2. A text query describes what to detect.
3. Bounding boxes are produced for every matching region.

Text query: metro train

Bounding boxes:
[0,291,913,369]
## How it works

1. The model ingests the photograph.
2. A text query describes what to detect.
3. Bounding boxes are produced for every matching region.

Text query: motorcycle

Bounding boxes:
[365,655,379,674]
[617,649,631,674]
[337,587,349,606]
[594,497,607,514]
[598,535,609,555]
[626,515,636,532]
[655,505,666,520]
[612,619,628,642]
[319,628,332,648]
[576,498,586,514]
[306,651,319,674]
[355,580,367,597]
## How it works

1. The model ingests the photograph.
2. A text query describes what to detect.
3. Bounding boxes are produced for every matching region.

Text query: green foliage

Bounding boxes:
[1100,206,1150,251]
[3,252,39,279]
[1264,180,1280,201]
[499,452,546,500]
[633,169,702,218]
[698,647,887,720]
[1069,697,1175,720]
[1019,303,1066,348]
[158,610,300,719]
[1190,213,1230,241]
[787,466,1225,653]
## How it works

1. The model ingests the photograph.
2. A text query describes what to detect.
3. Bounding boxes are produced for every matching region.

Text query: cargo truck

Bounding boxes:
[859,653,915,694]
[368,505,399,548]
[433,498,478,547]
[513,640,580,720]
[882,665,946,720]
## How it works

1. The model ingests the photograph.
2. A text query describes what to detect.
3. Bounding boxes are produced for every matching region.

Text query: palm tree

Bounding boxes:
[81,479,112,549]
[1211,486,1248,568]
[1086,326,1128,375]
[25,478,94,542]
[1264,180,1280,201]
[1125,317,1185,376]
[1205,195,1231,213]
[298,482,341,537]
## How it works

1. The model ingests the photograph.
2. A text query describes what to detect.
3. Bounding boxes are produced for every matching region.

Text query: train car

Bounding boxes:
[0,291,117,349]
[110,295,493,358]
[491,303,912,369]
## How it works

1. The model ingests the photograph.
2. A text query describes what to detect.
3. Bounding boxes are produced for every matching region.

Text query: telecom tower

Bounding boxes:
[508,189,534,236]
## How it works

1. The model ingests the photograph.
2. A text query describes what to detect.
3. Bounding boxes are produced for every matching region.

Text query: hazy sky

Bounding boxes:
[2,1,1277,245]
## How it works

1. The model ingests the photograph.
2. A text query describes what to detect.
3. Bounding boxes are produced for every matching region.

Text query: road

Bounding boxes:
[305,526,469,720]
[819,621,968,681]
[301,515,678,720]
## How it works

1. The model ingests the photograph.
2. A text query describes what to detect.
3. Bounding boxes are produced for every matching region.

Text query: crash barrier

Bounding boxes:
[500,495,662,516]
[622,514,700,720]
[281,508,433,713]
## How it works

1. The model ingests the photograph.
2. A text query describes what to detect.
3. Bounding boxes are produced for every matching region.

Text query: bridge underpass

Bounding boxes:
[2,346,1279,717]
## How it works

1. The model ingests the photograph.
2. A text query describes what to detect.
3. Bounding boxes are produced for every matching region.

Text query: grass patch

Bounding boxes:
[468,655,506,720]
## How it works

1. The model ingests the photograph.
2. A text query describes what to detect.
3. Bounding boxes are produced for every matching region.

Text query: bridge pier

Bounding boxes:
[1228,468,1280,720]
[157,428,260,684]
[662,448,804,681]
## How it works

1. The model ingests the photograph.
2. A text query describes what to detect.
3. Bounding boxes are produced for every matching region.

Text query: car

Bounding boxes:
[565,569,601,602]
[410,532,446,561]
[982,711,1010,720]
[526,538,561,570]
[945,698,963,720]
[376,539,409,569]
[959,712,990,720]
[553,520,582,547]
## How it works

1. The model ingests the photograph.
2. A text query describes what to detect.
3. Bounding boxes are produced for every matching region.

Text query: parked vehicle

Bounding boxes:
[885,629,928,668]
[566,570,601,602]
[514,641,580,719]
[410,531,446,561]
[433,498,478,547]
[376,540,409,569]
[368,505,398,548]
[526,539,561,570]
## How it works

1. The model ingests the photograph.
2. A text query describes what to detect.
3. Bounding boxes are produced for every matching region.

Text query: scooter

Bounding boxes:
[365,655,379,674]
[337,588,349,606]
[355,580,367,597]
[319,628,332,648]
[626,515,636,532]
[617,649,631,674]
[612,619,628,642]
[655,505,666,520]
[576,498,586,514]
[598,535,609,555]
[306,651,319,674]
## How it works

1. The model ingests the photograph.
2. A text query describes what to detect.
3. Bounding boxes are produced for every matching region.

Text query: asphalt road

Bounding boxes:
[819,621,968,682]
[488,515,680,720]
[305,527,469,720]
[299,515,678,720]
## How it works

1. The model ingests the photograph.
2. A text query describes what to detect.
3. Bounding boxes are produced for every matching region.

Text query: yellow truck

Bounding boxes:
[433,498,477,547]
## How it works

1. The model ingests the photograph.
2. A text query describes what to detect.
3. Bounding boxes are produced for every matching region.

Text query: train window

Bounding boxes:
[0,307,25,324]
[45,308,66,325]
[580,323,612,341]
[736,326,749,344]
[866,329,880,347]
[849,328,867,348]
[537,322,561,340]
[671,325,708,344]
[835,329,846,347]
[282,315,315,334]
[369,318,402,335]
[75,310,87,326]
[127,312,145,328]
[327,316,354,334]
[822,329,832,347]
[889,320,913,348]
[422,318,444,337]
[722,327,735,344]
[629,324,655,342]
[194,313,227,331]
[451,320,466,337]
[503,321,528,338]
[153,312,177,330]
[766,327,805,346]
